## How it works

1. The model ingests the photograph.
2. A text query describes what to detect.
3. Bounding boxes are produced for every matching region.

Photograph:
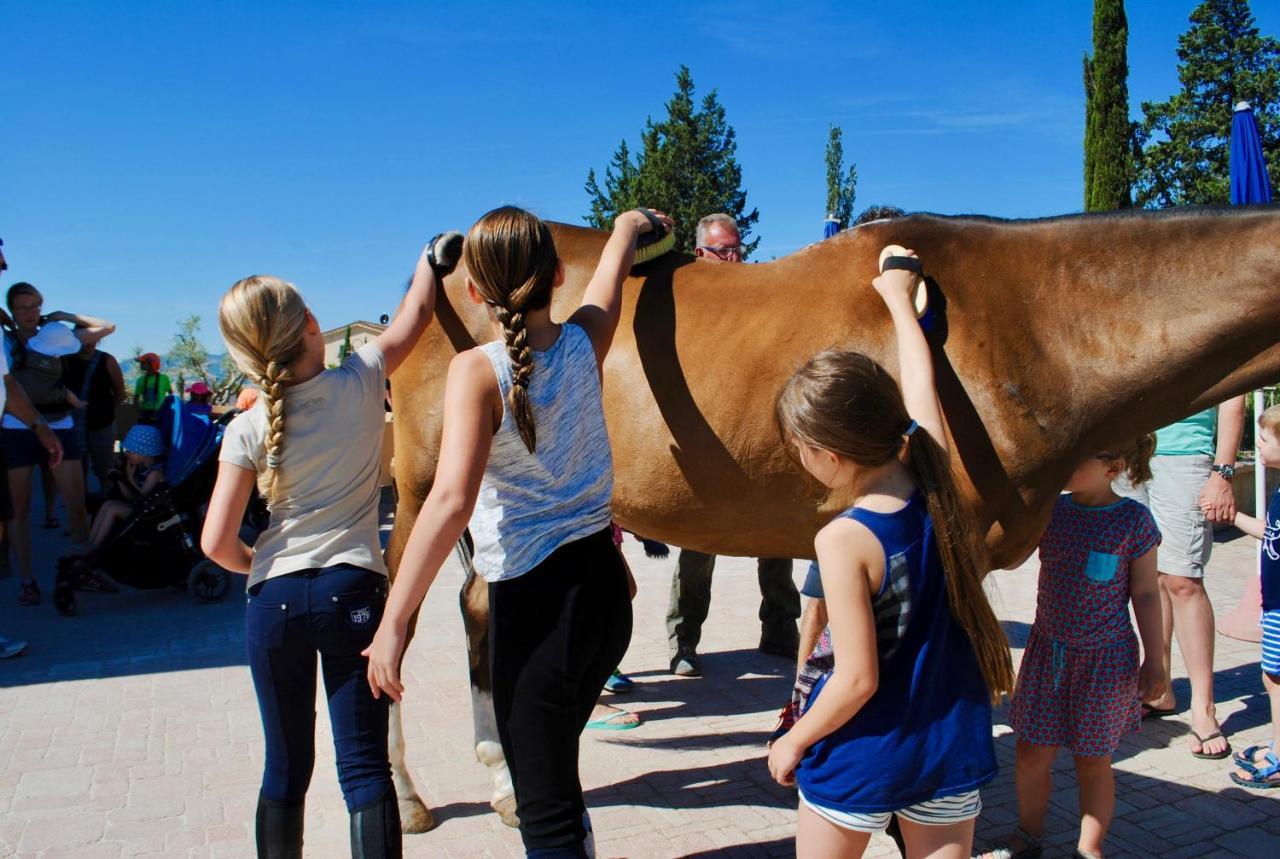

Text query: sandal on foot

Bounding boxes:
[976,826,1042,859]
[18,580,41,606]
[586,710,641,731]
[1190,730,1232,760]
[1233,742,1274,766]
[1140,703,1177,720]
[1230,750,1280,789]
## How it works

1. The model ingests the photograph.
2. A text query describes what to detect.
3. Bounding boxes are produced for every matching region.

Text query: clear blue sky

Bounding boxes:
[3,1,1277,357]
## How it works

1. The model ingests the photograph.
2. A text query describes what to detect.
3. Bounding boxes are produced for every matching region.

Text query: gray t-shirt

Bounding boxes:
[220,343,388,589]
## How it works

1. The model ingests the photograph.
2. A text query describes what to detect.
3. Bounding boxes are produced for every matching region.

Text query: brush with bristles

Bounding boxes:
[631,208,676,265]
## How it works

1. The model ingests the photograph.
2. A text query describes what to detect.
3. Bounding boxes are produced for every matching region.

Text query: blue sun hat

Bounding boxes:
[122,424,165,457]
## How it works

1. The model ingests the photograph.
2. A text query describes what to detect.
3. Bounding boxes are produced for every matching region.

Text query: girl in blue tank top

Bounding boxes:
[768,252,1014,858]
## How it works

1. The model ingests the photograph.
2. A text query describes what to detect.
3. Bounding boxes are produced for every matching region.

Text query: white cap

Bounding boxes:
[27,323,80,357]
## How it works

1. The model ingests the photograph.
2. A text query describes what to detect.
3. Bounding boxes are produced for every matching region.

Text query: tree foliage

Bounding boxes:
[1136,0,1280,207]
[585,66,760,256]
[166,315,246,405]
[1083,0,1134,211]
[825,125,858,228]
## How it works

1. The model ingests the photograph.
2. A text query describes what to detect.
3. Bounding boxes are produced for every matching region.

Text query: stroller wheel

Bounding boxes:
[188,560,230,602]
[54,579,78,617]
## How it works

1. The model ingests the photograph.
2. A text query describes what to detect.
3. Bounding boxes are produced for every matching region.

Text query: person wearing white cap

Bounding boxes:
[1,281,113,606]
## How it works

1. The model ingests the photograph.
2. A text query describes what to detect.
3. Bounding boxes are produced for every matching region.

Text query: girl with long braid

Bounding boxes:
[201,236,454,858]
[365,205,670,858]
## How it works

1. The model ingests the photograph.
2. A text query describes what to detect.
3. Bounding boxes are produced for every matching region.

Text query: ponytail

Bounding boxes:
[905,429,1014,702]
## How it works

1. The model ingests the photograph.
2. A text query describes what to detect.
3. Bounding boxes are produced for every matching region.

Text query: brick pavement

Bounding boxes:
[2,495,1279,857]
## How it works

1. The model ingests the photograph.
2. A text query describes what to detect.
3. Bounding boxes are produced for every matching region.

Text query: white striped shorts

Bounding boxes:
[1262,610,1280,677]
[799,789,982,833]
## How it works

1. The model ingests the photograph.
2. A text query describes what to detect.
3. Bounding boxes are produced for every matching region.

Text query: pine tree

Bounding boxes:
[1083,0,1134,211]
[1136,0,1280,207]
[585,66,760,256]
[825,125,858,228]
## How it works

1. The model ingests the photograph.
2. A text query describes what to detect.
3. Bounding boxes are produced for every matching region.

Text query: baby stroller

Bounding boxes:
[56,395,260,615]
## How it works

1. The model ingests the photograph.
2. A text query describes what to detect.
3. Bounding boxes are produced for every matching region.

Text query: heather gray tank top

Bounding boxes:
[469,322,614,582]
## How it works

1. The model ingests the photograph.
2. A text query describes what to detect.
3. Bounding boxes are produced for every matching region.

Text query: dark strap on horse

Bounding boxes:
[882,255,923,275]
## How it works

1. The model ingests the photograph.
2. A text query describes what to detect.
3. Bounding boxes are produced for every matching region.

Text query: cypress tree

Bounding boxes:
[1084,0,1134,211]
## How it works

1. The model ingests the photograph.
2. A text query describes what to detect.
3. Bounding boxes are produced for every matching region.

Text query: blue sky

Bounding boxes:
[3,1,1278,356]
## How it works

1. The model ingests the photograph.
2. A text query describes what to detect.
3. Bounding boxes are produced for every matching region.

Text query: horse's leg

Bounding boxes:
[388,700,433,833]
[383,483,433,834]
[457,532,519,828]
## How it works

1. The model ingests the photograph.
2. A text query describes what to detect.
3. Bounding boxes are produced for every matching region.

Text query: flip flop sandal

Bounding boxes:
[1190,730,1232,760]
[977,826,1043,859]
[586,710,641,731]
[1140,703,1177,720]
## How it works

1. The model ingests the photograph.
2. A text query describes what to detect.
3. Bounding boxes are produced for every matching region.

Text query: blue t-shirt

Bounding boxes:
[1263,488,1280,612]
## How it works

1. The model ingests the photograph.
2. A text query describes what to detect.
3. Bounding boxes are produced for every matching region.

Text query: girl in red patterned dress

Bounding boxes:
[981,438,1167,859]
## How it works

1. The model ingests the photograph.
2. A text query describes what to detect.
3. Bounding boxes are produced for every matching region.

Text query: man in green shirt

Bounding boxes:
[1120,398,1244,760]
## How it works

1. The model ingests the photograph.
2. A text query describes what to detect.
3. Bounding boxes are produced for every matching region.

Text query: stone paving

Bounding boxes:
[2,492,1279,857]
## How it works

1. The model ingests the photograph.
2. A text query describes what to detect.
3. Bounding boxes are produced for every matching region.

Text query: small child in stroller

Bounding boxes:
[59,424,167,600]
[90,424,168,551]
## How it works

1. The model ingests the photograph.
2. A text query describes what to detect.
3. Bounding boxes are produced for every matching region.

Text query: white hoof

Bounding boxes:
[475,740,505,767]
[492,790,520,828]
[399,793,435,834]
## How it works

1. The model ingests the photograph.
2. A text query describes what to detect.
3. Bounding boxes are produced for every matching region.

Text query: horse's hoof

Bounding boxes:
[492,791,520,829]
[399,795,435,834]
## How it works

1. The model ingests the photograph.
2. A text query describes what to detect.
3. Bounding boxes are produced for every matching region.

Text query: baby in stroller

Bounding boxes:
[55,398,239,615]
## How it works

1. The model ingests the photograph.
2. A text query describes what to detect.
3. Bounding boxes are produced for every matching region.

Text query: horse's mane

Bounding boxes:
[874,204,1270,228]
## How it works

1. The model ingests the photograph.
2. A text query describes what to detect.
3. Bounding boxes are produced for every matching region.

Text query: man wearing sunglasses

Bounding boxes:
[667,215,801,677]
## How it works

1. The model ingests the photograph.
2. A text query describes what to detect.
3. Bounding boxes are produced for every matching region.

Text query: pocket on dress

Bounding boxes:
[246,597,288,649]
[1084,551,1119,583]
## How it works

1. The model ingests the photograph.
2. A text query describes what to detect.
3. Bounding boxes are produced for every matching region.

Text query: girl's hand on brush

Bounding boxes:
[872,250,920,309]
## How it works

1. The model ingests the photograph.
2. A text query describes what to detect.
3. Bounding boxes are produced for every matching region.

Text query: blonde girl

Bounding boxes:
[201,237,449,857]
[365,206,669,857]
[767,254,1013,859]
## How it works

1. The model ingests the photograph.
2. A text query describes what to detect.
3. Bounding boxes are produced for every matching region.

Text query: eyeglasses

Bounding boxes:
[699,244,743,261]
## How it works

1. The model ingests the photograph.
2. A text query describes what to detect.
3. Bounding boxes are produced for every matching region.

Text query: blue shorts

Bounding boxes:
[2,427,84,469]
[1262,610,1280,677]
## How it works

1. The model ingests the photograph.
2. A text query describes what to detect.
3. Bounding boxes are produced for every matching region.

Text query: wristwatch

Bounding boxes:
[1211,463,1236,481]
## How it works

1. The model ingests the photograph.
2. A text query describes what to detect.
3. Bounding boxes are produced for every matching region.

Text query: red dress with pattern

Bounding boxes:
[1009,495,1161,756]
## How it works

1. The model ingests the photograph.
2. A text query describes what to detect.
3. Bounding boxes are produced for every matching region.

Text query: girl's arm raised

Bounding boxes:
[872,254,947,456]
[570,209,672,368]
[375,237,455,376]
[364,348,497,702]
[46,311,116,347]
[767,519,881,786]
[200,462,256,574]
[1130,547,1167,703]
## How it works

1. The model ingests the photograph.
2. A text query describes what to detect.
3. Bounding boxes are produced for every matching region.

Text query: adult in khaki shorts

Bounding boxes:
[1118,400,1244,759]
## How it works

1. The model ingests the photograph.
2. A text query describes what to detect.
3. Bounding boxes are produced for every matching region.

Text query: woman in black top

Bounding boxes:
[63,341,126,493]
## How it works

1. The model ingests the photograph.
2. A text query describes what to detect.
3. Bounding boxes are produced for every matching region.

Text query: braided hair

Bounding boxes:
[463,207,559,453]
[217,276,309,506]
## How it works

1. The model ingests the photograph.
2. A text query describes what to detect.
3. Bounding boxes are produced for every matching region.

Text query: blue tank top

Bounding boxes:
[796,494,997,813]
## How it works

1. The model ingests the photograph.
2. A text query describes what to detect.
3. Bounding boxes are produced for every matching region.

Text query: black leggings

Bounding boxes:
[489,527,632,857]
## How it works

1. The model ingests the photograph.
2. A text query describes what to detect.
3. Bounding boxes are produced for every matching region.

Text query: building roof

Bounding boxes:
[320,320,387,342]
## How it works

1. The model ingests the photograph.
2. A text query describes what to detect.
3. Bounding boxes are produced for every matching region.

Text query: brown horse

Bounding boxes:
[384,207,1280,831]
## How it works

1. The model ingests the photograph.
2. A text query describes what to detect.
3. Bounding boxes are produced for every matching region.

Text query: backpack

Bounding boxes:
[6,331,70,419]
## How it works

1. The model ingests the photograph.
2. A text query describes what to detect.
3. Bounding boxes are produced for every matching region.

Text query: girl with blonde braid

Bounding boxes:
[366,205,671,858]
[201,235,457,858]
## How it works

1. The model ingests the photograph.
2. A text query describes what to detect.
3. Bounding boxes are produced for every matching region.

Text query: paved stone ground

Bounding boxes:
[2,489,1279,857]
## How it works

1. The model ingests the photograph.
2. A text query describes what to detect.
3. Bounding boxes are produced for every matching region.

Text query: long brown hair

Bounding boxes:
[463,206,559,453]
[776,349,1014,701]
[218,276,310,506]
